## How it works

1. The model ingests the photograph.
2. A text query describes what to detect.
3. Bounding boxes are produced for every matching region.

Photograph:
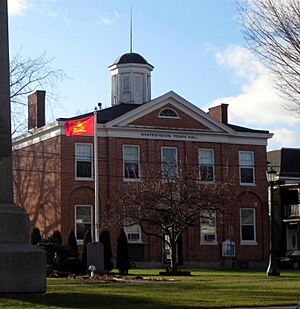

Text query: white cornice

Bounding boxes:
[98,126,271,146]
[109,63,154,73]
[12,121,271,150]
[12,121,63,150]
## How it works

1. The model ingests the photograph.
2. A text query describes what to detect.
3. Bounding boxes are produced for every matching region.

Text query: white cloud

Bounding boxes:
[96,11,119,26]
[208,44,300,150]
[34,0,57,18]
[271,128,299,149]
[210,45,297,128]
[8,0,58,17]
[216,44,264,83]
[8,0,32,16]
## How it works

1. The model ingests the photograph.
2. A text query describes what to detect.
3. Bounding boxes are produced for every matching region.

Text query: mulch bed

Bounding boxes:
[49,272,177,283]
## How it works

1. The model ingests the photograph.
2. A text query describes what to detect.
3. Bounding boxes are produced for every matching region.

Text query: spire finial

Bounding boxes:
[130,6,133,53]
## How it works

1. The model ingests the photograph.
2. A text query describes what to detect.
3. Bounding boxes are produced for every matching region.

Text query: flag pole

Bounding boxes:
[94,108,99,242]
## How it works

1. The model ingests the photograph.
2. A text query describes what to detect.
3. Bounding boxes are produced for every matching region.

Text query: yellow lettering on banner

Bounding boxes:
[72,121,87,134]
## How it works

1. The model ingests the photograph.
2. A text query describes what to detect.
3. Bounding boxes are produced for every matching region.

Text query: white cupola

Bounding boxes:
[108,52,154,106]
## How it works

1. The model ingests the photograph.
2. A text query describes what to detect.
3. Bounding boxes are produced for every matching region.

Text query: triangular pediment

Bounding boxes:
[105,91,234,134]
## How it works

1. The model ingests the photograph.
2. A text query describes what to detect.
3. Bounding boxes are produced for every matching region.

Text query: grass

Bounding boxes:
[1,269,300,308]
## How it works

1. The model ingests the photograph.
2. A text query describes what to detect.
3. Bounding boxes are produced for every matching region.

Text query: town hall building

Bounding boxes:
[12,52,272,268]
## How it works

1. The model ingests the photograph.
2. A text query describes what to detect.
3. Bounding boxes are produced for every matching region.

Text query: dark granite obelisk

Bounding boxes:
[0,0,46,293]
[0,0,13,200]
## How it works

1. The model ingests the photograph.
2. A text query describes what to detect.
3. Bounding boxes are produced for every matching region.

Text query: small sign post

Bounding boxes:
[222,239,236,257]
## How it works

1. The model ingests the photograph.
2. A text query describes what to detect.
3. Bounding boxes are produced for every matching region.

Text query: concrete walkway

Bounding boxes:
[236,305,300,309]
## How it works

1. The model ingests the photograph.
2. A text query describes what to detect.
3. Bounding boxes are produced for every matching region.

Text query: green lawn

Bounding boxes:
[1,269,300,308]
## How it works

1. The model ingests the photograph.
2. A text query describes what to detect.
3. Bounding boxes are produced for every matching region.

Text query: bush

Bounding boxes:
[30,227,42,245]
[116,228,130,274]
[99,230,114,272]
[81,229,92,272]
[67,230,78,253]
[49,230,62,245]
[38,231,80,275]
[64,257,82,275]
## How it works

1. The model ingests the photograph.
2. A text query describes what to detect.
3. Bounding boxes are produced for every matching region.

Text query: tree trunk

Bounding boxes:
[169,227,177,273]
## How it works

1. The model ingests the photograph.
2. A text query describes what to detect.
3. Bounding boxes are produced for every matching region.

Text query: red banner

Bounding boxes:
[64,115,94,136]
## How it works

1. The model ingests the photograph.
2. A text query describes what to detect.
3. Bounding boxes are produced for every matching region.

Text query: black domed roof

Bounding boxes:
[110,52,153,67]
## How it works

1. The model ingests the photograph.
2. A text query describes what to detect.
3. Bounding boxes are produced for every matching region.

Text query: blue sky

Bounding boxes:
[7,0,300,150]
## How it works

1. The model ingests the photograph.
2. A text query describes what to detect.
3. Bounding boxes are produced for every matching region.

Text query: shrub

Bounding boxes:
[99,230,114,272]
[49,230,62,245]
[64,257,82,275]
[116,228,130,274]
[38,230,80,275]
[81,229,92,272]
[30,227,42,245]
[67,229,78,253]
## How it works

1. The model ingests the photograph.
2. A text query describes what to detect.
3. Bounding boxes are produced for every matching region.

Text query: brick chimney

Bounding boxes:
[208,103,228,124]
[28,90,45,130]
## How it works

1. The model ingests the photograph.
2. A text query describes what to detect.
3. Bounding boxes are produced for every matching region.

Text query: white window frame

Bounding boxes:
[112,75,117,105]
[198,148,215,182]
[75,143,93,181]
[240,208,257,245]
[158,108,179,119]
[123,145,141,181]
[134,74,142,100]
[75,204,93,245]
[124,223,143,244]
[161,146,178,180]
[239,151,255,185]
[122,74,130,93]
[200,210,218,245]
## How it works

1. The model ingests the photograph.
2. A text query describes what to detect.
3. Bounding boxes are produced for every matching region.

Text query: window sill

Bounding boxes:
[200,241,218,246]
[162,178,178,183]
[240,241,257,246]
[127,241,144,245]
[240,183,256,187]
[75,177,94,182]
[158,116,180,119]
[123,178,141,182]
[199,180,215,184]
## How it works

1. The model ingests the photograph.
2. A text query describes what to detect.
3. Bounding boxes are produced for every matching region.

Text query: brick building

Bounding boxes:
[12,52,272,267]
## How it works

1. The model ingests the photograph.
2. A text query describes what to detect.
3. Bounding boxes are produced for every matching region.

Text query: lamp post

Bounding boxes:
[266,166,280,276]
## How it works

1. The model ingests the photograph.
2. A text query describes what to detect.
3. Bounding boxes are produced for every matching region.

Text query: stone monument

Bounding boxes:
[0,0,46,293]
[87,242,104,275]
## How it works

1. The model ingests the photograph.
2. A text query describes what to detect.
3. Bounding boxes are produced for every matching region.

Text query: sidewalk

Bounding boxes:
[231,305,300,309]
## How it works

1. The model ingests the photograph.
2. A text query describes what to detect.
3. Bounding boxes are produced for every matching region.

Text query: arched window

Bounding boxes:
[159,108,179,118]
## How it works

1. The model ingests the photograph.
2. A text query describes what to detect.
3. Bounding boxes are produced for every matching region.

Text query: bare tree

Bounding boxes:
[238,0,300,113]
[116,167,231,273]
[10,51,64,134]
